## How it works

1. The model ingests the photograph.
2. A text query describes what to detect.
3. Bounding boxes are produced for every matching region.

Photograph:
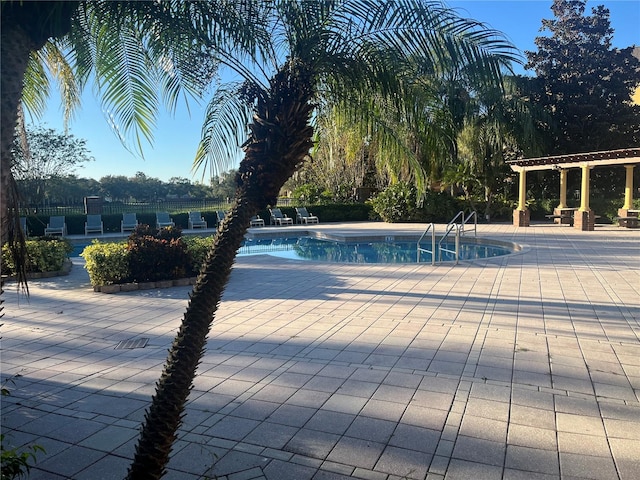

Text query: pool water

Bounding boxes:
[239,237,513,263]
[71,244,89,257]
[72,236,514,264]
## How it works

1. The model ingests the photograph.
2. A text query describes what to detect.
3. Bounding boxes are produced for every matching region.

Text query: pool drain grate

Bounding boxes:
[115,338,149,350]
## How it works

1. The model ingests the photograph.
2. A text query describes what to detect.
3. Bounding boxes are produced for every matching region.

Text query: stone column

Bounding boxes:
[513,168,530,227]
[553,168,570,224]
[623,164,634,210]
[574,164,594,231]
[558,168,568,209]
[618,164,637,227]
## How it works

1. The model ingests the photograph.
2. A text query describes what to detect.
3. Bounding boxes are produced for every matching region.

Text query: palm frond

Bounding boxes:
[94,22,160,151]
[193,84,252,180]
[40,39,82,127]
[21,52,50,120]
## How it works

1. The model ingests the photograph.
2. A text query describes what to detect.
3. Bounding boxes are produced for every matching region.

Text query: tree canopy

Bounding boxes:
[525,0,640,154]
[12,126,94,204]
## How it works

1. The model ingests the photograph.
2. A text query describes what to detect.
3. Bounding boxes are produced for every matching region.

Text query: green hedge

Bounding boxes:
[259,204,372,224]
[82,227,217,286]
[1,238,72,275]
[82,241,130,286]
[368,184,463,223]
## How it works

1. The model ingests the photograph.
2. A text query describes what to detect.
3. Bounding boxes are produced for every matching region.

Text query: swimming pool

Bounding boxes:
[239,236,516,263]
[71,235,518,264]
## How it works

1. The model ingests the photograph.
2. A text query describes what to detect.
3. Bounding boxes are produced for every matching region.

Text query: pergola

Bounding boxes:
[506,148,640,230]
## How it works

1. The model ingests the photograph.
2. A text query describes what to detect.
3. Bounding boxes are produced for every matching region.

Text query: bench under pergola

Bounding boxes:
[506,148,640,230]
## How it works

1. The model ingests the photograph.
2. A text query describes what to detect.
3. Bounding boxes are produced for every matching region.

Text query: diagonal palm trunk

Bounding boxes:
[127,65,314,480]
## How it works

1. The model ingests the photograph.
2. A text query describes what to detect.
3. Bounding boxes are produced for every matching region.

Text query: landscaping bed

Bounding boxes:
[81,225,211,291]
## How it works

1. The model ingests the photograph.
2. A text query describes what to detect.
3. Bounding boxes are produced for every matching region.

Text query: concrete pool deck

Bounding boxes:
[2,222,639,480]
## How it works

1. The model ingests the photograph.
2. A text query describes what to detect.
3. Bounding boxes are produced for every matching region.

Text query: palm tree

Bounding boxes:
[150,4,514,479]
[2,1,517,478]
[1,1,221,284]
[454,78,543,219]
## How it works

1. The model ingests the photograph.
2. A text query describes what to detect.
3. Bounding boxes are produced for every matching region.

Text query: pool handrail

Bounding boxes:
[416,223,436,265]
[448,210,477,237]
[438,222,461,264]
[462,211,477,237]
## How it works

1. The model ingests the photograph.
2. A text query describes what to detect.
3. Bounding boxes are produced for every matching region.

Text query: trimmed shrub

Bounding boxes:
[82,234,215,287]
[1,237,72,275]
[183,235,215,273]
[81,241,130,286]
[368,182,420,222]
[126,225,193,282]
[307,203,372,222]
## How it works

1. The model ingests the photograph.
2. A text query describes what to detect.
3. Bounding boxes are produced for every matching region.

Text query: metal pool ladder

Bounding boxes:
[416,211,477,265]
[448,210,478,237]
[416,223,436,265]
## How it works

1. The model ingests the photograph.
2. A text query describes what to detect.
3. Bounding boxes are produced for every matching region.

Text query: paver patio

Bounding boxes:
[1,222,639,479]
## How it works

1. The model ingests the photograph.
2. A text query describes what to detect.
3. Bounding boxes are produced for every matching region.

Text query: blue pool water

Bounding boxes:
[239,237,514,263]
[71,244,89,257]
[72,236,515,264]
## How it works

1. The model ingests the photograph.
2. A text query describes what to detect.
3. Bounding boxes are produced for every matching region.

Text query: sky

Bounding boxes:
[35,0,640,183]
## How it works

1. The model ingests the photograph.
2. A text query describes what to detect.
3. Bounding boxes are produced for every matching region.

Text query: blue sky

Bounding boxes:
[36,0,640,183]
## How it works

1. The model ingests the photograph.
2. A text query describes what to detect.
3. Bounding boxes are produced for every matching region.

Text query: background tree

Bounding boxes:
[99,175,132,202]
[452,78,542,219]
[40,174,101,205]
[209,170,237,201]
[12,126,94,206]
[293,107,387,202]
[166,177,193,198]
[131,172,167,202]
[525,0,640,154]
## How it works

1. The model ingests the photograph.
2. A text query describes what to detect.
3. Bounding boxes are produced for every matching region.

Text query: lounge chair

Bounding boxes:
[188,211,207,229]
[85,214,104,235]
[295,207,319,224]
[269,208,293,226]
[216,211,227,225]
[250,215,265,227]
[45,216,67,236]
[121,213,138,233]
[156,212,175,229]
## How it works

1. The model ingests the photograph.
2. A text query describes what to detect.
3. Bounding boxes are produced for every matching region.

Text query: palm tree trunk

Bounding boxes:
[127,65,314,480]
[1,3,75,285]
[0,22,37,247]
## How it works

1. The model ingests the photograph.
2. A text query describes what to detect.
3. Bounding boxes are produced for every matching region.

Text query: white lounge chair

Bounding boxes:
[269,208,293,226]
[156,212,175,228]
[216,211,227,225]
[85,214,104,235]
[121,213,138,233]
[45,216,67,236]
[295,207,319,224]
[188,211,207,229]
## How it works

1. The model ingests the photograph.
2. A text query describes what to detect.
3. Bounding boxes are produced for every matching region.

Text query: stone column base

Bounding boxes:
[553,207,575,225]
[574,210,595,231]
[513,209,530,227]
[617,208,639,228]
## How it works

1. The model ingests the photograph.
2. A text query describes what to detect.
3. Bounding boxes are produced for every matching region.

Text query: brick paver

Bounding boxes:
[2,222,638,479]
